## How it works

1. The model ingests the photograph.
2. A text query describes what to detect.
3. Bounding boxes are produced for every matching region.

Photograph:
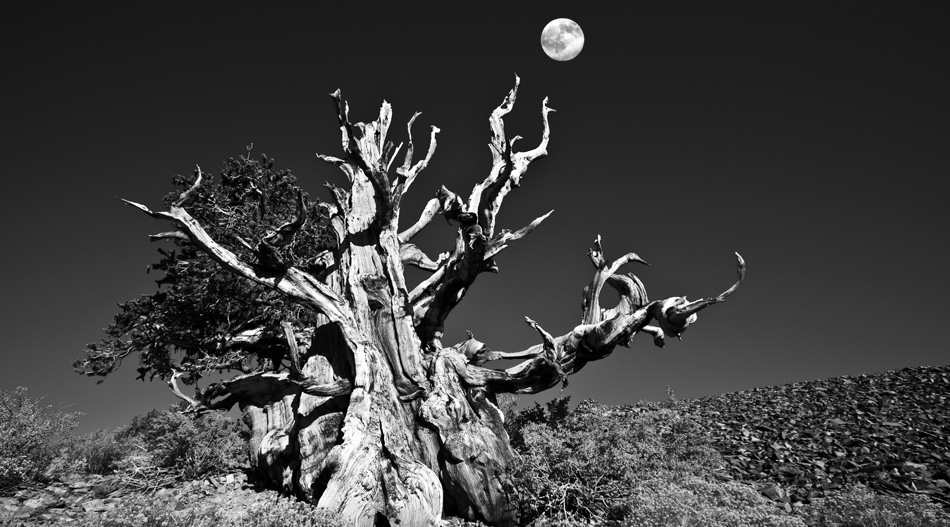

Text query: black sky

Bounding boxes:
[3,2,948,435]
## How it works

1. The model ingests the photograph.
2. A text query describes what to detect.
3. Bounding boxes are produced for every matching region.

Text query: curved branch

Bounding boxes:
[467,77,555,238]
[122,199,349,325]
[175,166,204,207]
[408,82,555,348]
[409,206,553,349]
[482,97,554,234]
[174,370,353,414]
[280,321,304,380]
[399,112,421,174]
[655,252,746,338]
[524,317,557,362]
[330,89,358,159]
[582,236,650,325]
[262,190,307,248]
[451,246,745,394]
[483,210,553,260]
[400,243,445,272]
[398,197,440,243]
[602,273,650,321]
[395,118,440,198]
[315,154,361,186]
[148,231,189,243]
[167,370,199,407]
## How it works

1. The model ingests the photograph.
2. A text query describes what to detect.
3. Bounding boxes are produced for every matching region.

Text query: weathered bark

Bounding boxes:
[126,76,744,526]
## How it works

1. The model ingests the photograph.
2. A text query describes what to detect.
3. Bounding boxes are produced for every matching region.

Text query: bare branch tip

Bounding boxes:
[629,253,650,267]
[121,199,152,214]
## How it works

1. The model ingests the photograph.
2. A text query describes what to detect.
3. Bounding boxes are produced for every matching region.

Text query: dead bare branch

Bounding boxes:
[484,210,553,259]
[167,370,199,407]
[400,243,445,272]
[122,199,349,324]
[655,252,746,338]
[398,197,441,243]
[281,321,304,380]
[582,237,650,325]
[262,190,307,248]
[174,165,204,207]
[148,231,189,243]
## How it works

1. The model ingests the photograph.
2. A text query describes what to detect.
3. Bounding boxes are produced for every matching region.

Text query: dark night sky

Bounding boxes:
[3,3,948,435]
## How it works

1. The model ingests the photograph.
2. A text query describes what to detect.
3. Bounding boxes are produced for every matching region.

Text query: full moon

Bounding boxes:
[541,18,585,61]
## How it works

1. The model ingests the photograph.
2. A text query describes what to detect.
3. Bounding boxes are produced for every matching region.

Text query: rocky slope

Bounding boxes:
[3,365,947,524]
[678,364,950,510]
[0,471,266,525]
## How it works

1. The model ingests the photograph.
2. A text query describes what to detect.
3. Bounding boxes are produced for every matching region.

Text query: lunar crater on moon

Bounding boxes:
[541,18,585,61]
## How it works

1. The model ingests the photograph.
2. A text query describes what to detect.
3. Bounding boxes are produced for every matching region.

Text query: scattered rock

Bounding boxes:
[81,498,115,513]
[23,494,64,510]
[675,365,950,510]
[760,484,787,501]
[0,471,255,525]
[46,485,69,496]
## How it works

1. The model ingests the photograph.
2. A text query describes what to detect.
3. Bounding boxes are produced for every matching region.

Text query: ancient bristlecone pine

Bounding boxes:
[109,77,744,526]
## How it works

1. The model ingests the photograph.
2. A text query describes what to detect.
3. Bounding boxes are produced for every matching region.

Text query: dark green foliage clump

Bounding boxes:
[75,151,335,386]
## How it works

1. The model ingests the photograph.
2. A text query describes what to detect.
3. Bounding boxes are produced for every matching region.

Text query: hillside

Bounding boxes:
[675,365,950,510]
[3,365,948,525]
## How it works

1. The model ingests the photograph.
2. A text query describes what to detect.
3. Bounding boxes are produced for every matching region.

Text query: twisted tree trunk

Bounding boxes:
[126,77,744,526]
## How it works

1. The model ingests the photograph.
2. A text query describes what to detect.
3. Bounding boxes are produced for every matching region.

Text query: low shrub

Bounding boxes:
[795,484,950,527]
[50,427,131,476]
[46,405,248,485]
[505,397,725,525]
[120,406,247,480]
[0,386,81,488]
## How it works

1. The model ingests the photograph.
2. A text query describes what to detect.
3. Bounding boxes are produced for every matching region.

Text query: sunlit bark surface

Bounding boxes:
[126,76,744,526]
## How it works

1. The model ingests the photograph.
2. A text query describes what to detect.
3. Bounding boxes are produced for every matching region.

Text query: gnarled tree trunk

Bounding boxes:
[125,76,744,526]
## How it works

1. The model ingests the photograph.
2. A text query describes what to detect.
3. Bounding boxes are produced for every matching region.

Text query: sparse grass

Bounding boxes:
[795,485,950,527]
[625,474,807,527]
[84,493,344,527]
